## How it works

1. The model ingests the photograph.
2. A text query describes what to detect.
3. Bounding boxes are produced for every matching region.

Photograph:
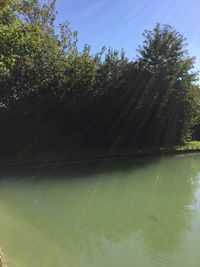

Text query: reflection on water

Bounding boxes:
[0,154,200,267]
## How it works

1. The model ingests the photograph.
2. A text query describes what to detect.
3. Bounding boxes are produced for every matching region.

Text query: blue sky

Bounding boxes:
[55,0,200,72]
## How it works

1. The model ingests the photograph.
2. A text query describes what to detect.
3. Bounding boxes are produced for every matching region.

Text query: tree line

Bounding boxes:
[1,0,200,155]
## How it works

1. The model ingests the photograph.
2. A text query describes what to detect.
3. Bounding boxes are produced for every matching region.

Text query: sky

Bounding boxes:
[55,0,200,72]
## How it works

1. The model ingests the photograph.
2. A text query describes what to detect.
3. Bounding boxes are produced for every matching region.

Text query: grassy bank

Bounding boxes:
[173,141,200,150]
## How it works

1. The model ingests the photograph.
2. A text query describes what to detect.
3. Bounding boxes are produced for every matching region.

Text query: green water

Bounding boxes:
[1,154,200,267]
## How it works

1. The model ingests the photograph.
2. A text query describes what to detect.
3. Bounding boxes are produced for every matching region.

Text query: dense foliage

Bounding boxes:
[0,0,200,156]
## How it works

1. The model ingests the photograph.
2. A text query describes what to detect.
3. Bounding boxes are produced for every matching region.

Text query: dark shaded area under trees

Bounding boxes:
[1,0,200,159]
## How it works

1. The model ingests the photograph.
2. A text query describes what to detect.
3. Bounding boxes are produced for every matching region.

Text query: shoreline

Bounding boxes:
[1,146,200,168]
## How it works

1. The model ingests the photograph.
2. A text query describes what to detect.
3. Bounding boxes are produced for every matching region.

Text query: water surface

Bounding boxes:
[0,154,200,267]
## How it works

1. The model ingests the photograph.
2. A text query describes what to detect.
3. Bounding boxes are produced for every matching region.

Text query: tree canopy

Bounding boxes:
[0,0,200,157]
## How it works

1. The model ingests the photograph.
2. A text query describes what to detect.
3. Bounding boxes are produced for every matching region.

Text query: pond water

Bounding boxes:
[0,154,200,267]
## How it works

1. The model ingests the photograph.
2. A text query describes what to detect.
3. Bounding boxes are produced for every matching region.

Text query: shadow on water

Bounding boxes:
[0,154,162,181]
[0,154,200,267]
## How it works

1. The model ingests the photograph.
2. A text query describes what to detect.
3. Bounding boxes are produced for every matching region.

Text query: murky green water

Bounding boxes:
[0,154,200,267]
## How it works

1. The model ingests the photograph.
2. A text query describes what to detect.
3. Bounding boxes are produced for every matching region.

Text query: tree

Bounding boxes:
[95,47,128,94]
[0,0,76,107]
[137,23,197,84]
[136,23,199,144]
